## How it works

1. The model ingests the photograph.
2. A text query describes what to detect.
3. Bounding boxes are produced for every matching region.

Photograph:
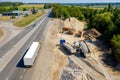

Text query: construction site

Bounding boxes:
[22,17,120,80]
[54,18,111,80]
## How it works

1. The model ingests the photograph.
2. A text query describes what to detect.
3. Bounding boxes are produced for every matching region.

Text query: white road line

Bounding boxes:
[10,41,14,45]
[0,14,47,72]
[5,78,8,80]
[20,75,23,80]
[23,69,26,73]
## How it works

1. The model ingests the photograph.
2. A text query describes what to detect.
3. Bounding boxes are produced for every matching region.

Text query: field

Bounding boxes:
[13,12,44,27]
[18,4,44,10]
[0,16,10,21]
[3,4,44,10]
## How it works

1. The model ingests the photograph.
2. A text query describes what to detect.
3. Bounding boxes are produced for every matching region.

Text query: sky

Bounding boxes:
[0,0,120,3]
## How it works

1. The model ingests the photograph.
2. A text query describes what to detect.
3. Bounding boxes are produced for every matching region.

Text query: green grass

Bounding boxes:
[13,12,44,27]
[18,4,44,10]
[0,16,10,21]
[0,29,4,39]
[3,4,44,10]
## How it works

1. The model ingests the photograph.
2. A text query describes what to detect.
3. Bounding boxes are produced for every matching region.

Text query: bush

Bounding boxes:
[11,14,16,19]
[111,35,120,62]
[24,14,29,17]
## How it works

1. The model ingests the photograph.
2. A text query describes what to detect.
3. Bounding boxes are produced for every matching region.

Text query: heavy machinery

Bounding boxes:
[60,39,90,57]
[60,39,76,54]
[63,42,76,54]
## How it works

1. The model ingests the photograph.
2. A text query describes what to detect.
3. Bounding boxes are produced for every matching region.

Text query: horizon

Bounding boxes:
[0,0,120,3]
[0,2,120,4]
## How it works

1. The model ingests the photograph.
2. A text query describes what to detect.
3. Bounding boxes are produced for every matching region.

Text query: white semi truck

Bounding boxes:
[23,42,40,67]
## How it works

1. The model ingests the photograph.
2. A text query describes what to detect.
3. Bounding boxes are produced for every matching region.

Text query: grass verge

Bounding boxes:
[4,4,44,10]
[13,12,44,27]
[0,29,4,39]
[18,4,44,10]
[0,16,10,21]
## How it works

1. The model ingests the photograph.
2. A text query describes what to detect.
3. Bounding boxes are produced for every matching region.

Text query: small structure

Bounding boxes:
[23,11,32,16]
[83,28,101,40]
[75,30,83,37]
[62,27,76,35]
[2,10,22,16]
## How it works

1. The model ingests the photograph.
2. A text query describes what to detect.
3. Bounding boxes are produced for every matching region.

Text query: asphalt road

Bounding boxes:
[0,11,50,80]
[0,13,47,58]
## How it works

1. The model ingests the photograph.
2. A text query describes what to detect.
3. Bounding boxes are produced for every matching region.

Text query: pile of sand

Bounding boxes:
[64,17,85,31]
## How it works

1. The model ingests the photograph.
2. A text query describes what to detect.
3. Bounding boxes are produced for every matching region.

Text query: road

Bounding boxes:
[0,11,51,80]
[0,12,47,58]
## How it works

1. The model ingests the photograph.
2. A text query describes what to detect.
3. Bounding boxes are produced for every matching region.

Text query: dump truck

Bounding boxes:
[23,42,40,67]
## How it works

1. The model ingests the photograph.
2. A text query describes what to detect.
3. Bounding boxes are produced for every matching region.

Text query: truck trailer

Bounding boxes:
[23,42,40,67]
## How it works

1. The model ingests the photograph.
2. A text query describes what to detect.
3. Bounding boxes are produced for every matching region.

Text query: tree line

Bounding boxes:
[51,4,120,63]
[0,2,23,13]
[0,2,23,6]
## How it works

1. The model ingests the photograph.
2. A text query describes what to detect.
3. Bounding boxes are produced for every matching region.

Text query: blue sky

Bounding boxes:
[0,0,120,3]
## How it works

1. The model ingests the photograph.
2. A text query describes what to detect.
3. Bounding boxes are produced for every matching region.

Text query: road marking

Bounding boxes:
[23,69,26,73]
[10,41,14,45]
[5,78,8,80]
[0,15,48,72]
[20,75,23,80]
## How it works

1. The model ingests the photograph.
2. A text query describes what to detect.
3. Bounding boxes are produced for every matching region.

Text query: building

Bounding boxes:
[2,10,22,16]
[23,11,32,16]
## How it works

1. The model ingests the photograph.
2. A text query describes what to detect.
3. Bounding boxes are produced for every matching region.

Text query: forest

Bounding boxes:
[51,4,120,63]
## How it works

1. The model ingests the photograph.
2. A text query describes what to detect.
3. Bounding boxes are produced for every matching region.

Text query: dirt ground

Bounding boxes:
[0,21,22,47]
[28,18,88,80]
[28,17,120,80]
[23,19,68,80]
[87,40,120,80]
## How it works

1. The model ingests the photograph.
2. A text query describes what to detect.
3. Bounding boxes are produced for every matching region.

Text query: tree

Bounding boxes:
[62,8,70,19]
[8,6,18,12]
[113,8,120,34]
[11,14,16,19]
[90,12,113,33]
[111,35,120,62]
[0,7,7,13]
[31,7,37,14]
[23,8,27,11]
[107,4,113,12]
[44,4,51,9]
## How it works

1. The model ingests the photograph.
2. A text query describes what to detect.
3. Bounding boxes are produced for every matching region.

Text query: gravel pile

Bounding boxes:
[60,57,95,80]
